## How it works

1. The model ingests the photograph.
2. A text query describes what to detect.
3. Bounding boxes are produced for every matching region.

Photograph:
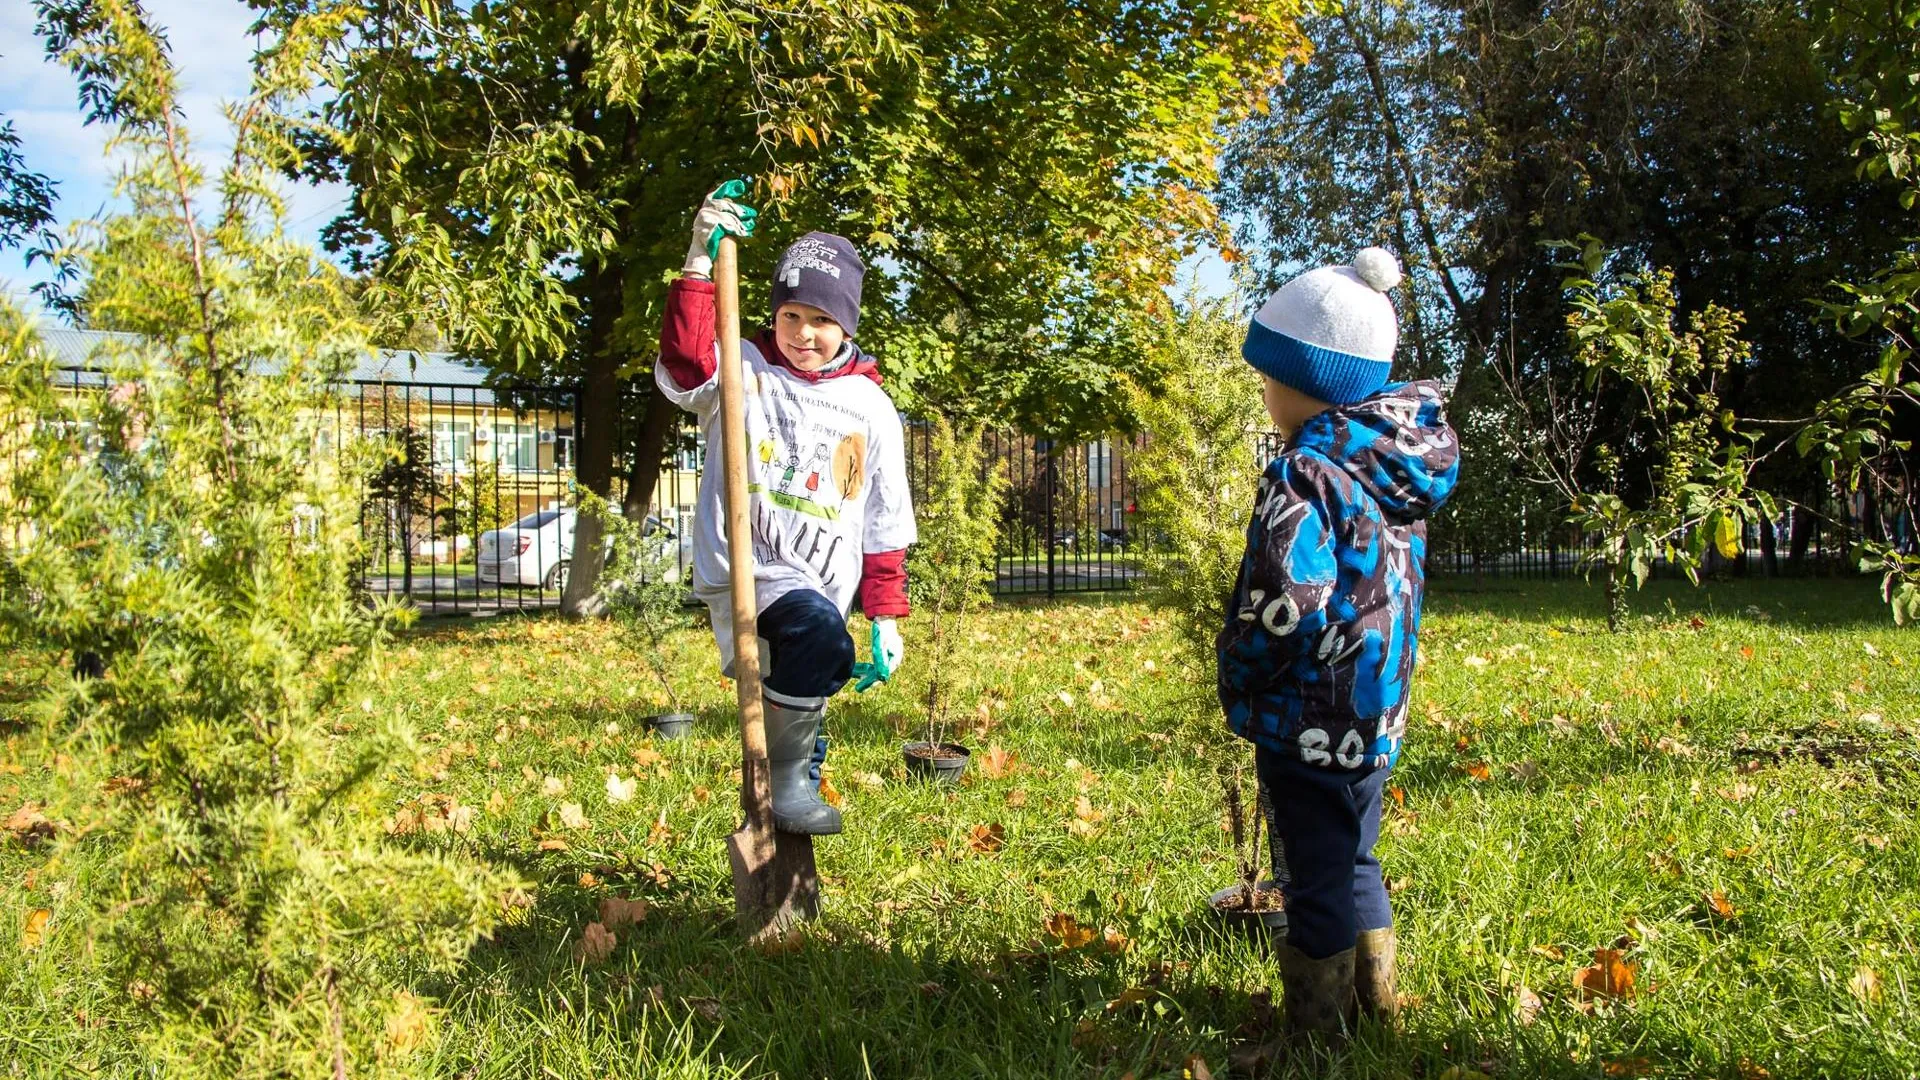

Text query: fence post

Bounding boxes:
[1043,439,1056,598]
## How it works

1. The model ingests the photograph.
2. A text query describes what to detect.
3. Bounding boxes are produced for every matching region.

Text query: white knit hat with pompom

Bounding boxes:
[1242,247,1401,405]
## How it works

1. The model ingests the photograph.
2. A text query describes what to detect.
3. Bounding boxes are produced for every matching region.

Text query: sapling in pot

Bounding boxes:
[581,493,694,738]
[1209,765,1287,937]
[902,412,1006,781]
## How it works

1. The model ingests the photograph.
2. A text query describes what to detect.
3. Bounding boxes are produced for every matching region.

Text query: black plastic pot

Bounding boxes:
[645,712,695,740]
[1208,883,1288,939]
[902,741,969,784]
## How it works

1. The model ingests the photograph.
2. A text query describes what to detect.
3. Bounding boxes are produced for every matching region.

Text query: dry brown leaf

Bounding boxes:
[485,789,508,814]
[558,802,590,830]
[4,804,53,846]
[819,776,844,808]
[1723,845,1756,859]
[537,838,570,851]
[1387,785,1407,808]
[1459,761,1492,782]
[21,908,50,951]
[1648,852,1683,876]
[606,772,637,804]
[647,808,672,845]
[688,997,723,1022]
[1530,943,1566,961]
[1603,1057,1653,1077]
[1739,645,1755,659]
[1573,948,1637,1001]
[979,744,1019,779]
[598,896,649,931]
[633,746,664,768]
[1184,1054,1215,1080]
[1848,965,1882,1004]
[1704,889,1740,920]
[967,823,1006,854]
[574,921,617,964]
[855,771,885,791]
[578,871,600,888]
[1073,796,1103,823]
[1737,1059,1772,1080]
[542,775,566,796]
[1101,927,1130,954]
[1514,984,1542,1025]
[1043,912,1096,949]
[1004,788,1028,808]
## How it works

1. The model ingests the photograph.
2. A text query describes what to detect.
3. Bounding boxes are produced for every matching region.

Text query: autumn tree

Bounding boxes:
[256,0,1311,610]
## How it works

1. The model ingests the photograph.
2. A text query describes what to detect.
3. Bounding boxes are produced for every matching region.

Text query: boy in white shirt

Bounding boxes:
[656,189,916,835]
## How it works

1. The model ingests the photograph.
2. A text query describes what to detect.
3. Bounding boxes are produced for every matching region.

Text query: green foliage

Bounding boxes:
[1127,295,1266,703]
[580,491,689,711]
[1806,0,1920,623]
[906,411,1006,743]
[0,107,57,251]
[1549,238,1775,630]
[448,457,511,545]
[366,423,445,592]
[0,3,513,1073]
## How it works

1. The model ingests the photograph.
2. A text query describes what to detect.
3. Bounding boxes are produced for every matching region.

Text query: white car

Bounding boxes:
[478,508,687,591]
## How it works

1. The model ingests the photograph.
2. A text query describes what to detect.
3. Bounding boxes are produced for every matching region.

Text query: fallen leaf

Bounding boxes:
[1848,964,1882,1004]
[980,744,1019,779]
[1004,788,1028,808]
[1463,655,1489,669]
[1183,1054,1214,1080]
[967,823,1006,854]
[542,776,566,796]
[1530,943,1566,961]
[855,771,885,791]
[574,921,616,964]
[1573,948,1637,1001]
[598,896,649,931]
[606,772,637,804]
[633,746,664,768]
[384,991,434,1055]
[647,808,672,845]
[1387,785,1407,808]
[578,871,600,888]
[1688,615,1707,630]
[1603,1057,1654,1077]
[1101,927,1130,954]
[4,804,54,846]
[1043,912,1096,949]
[1073,796,1103,822]
[537,838,570,851]
[1704,889,1740,920]
[1737,1060,1772,1080]
[558,803,590,830]
[688,997,723,1022]
[1509,759,1542,781]
[819,775,844,809]
[1514,984,1542,1025]
[1458,761,1492,782]
[485,789,508,814]
[1739,645,1755,659]
[21,908,50,950]
[1722,845,1756,859]
[1106,986,1154,1011]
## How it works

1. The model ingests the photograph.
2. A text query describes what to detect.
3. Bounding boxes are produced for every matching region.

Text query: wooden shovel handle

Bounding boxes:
[714,237,773,829]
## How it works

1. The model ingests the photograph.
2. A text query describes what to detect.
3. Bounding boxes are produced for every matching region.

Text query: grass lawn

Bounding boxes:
[3,577,1917,1078]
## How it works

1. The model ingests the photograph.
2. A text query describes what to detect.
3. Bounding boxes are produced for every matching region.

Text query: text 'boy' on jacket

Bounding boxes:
[1217,380,1460,770]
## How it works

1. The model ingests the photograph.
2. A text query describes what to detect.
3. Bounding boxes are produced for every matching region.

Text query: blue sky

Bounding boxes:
[3,0,1235,314]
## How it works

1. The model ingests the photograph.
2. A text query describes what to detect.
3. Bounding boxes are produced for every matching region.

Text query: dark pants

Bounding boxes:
[1255,747,1393,960]
[758,589,854,781]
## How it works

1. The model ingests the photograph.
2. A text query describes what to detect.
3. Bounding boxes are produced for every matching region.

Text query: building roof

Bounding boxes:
[35,326,501,389]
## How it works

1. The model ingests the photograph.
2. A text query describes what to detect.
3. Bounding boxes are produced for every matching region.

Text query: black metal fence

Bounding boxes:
[31,367,1881,613]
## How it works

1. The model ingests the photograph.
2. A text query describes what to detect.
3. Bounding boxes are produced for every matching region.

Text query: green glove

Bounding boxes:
[850,620,894,693]
[684,179,758,275]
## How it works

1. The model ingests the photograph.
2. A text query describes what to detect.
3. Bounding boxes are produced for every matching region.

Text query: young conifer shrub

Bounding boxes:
[0,6,515,1073]
[906,412,1007,747]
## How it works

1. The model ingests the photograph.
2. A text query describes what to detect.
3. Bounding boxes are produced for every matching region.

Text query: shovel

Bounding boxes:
[712,233,821,938]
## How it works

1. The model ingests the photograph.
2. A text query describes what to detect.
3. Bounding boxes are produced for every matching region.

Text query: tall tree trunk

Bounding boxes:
[562,263,626,617]
[1759,508,1778,578]
[623,387,679,520]
[1788,503,1813,572]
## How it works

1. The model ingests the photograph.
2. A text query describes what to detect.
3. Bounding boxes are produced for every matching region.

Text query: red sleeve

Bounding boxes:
[859,548,910,618]
[660,276,718,390]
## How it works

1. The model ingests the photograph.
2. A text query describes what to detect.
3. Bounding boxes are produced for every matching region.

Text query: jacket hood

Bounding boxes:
[753,329,882,386]
[1294,380,1459,523]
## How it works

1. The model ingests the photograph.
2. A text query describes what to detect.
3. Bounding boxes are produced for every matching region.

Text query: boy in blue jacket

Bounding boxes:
[1218,248,1460,1045]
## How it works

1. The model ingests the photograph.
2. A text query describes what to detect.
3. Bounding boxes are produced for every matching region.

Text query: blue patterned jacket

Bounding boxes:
[1217,381,1460,770]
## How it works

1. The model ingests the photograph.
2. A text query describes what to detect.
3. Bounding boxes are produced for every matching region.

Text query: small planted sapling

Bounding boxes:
[581,492,694,736]
[903,412,1006,780]
[1209,765,1286,937]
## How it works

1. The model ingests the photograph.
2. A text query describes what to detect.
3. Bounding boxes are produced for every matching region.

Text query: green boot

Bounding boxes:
[1354,928,1400,1025]
[1279,942,1356,1042]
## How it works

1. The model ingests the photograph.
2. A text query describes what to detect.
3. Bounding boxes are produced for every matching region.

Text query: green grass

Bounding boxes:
[3,578,1917,1078]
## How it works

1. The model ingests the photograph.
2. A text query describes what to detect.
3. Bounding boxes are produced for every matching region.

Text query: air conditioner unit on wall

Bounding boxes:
[473,426,492,442]
[538,430,556,444]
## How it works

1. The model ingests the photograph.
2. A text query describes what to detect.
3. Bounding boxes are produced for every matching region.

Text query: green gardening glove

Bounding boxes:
[683,179,757,275]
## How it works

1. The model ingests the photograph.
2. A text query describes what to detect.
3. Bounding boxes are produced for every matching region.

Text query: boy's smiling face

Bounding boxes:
[774,302,847,371]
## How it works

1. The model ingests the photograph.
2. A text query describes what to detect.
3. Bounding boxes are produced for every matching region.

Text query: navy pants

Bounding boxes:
[758,589,854,781]
[1255,747,1393,960]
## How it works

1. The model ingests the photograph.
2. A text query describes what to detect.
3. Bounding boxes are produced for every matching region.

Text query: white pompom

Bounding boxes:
[1352,247,1402,292]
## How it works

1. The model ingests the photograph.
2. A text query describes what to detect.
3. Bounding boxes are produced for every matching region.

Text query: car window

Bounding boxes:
[514,511,563,529]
